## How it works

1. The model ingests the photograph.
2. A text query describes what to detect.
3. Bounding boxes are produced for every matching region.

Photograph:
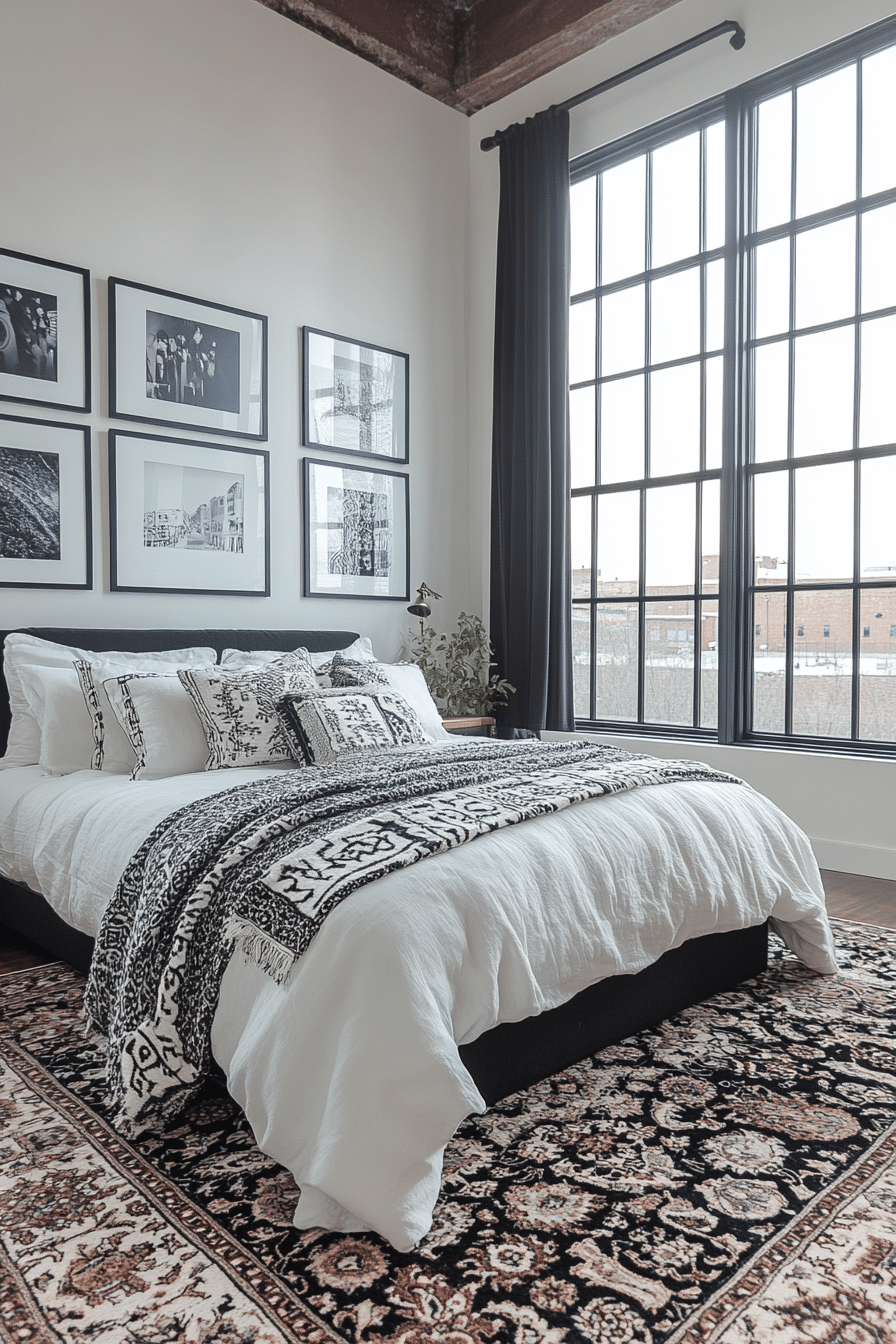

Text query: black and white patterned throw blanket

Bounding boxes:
[84,740,742,1133]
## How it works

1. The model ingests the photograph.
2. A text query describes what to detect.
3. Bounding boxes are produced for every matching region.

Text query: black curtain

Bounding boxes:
[489,106,574,734]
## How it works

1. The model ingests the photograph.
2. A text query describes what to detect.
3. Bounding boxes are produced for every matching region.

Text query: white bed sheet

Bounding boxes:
[0,754,837,1250]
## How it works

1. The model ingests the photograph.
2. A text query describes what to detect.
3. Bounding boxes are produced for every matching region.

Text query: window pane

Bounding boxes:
[646,482,695,594]
[570,495,592,590]
[595,604,639,721]
[795,217,856,329]
[601,286,645,377]
[753,470,789,577]
[859,315,896,448]
[705,355,723,469]
[701,479,720,592]
[701,598,719,728]
[645,599,695,726]
[601,156,646,285]
[752,591,786,732]
[793,326,854,457]
[650,362,700,477]
[795,65,857,219]
[651,268,700,364]
[570,178,596,295]
[861,204,896,312]
[792,589,852,737]
[862,45,896,197]
[753,341,789,463]
[572,605,592,718]
[859,588,896,741]
[754,238,790,338]
[861,454,896,574]
[794,461,854,581]
[600,374,644,483]
[705,258,725,351]
[651,132,700,268]
[597,490,639,596]
[705,121,726,250]
[756,92,792,231]
[569,299,596,384]
[570,386,595,489]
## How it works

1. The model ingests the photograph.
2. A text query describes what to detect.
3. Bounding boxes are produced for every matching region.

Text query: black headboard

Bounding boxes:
[0,628,360,756]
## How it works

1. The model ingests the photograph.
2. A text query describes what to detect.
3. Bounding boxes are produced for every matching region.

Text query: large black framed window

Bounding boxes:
[570,15,896,756]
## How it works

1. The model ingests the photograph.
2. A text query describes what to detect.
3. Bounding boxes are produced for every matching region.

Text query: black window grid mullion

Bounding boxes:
[590,492,598,722]
[693,479,703,728]
[851,67,864,742]
[784,467,795,735]
[637,489,646,722]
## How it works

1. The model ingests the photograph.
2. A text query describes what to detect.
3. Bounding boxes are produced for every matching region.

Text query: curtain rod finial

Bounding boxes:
[729,23,746,49]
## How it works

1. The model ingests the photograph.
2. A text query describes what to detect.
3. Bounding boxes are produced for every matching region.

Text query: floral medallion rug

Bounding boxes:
[1,919,895,1344]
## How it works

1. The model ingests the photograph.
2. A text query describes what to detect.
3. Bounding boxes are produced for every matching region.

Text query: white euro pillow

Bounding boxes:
[220,636,374,671]
[102,672,210,780]
[16,664,96,776]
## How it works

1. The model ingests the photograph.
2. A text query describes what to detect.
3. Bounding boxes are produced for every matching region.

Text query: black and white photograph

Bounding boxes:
[0,249,90,412]
[0,413,91,588]
[110,278,267,440]
[303,327,408,462]
[110,430,269,595]
[303,456,409,600]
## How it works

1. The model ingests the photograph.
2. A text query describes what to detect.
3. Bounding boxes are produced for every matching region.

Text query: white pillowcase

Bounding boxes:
[219,637,375,671]
[102,672,210,780]
[16,664,96,776]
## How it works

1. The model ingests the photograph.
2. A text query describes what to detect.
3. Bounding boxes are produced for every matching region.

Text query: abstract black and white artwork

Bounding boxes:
[0,414,91,589]
[0,249,90,412]
[110,430,269,596]
[303,327,408,462]
[303,457,409,600]
[110,279,267,440]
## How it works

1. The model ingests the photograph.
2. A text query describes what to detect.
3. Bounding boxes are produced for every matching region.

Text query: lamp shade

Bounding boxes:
[407,602,431,620]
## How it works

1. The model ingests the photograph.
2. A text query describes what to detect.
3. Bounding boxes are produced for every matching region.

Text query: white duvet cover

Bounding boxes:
[0,752,837,1250]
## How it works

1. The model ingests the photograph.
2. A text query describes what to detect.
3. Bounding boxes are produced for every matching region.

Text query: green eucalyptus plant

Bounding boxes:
[409,611,515,718]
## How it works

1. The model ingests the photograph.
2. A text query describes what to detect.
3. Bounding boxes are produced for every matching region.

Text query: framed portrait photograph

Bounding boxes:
[0,413,92,589]
[109,278,267,440]
[109,430,270,596]
[303,457,409,600]
[0,248,90,412]
[303,326,408,462]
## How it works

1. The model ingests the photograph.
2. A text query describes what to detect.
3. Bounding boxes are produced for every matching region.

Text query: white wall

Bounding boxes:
[469,0,896,880]
[1,0,472,658]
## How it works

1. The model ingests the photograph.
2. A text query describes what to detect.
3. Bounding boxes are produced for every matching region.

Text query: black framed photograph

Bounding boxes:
[303,457,409,600]
[0,413,92,589]
[109,278,267,440]
[303,326,408,462]
[109,430,270,596]
[0,248,90,412]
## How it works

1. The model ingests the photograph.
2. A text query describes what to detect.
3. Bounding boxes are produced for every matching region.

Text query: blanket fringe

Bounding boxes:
[224,914,296,985]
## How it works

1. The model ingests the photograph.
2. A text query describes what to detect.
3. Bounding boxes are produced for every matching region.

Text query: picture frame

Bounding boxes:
[0,413,92,589]
[303,326,409,462]
[109,278,267,441]
[109,429,270,596]
[303,456,409,600]
[0,248,90,413]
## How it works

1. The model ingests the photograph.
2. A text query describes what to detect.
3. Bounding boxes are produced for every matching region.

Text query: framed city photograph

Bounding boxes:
[0,248,90,412]
[109,278,267,440]
[0,414,92,589]
[109,430,269,596]
[303,457,409,600]
[303,326,408,462]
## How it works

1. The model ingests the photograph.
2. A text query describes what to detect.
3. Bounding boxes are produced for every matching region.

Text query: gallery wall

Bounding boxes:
[0,0,472,659]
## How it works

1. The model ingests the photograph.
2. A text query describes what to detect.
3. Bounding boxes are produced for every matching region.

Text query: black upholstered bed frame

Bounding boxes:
[0,626,768,1106]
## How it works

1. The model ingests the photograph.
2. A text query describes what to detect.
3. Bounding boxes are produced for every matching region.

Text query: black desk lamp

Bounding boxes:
[407,581,441,635]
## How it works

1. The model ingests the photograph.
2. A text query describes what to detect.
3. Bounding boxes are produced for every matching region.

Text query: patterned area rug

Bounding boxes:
[1,919,895,1344]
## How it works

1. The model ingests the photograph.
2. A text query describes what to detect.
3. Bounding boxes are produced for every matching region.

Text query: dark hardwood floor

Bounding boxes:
[1,869,894,977]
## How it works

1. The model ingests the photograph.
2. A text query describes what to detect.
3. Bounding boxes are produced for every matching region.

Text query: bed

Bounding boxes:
[0,625,838,1251]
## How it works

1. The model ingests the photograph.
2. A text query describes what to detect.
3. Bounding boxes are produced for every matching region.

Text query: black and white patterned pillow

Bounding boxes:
[178,650,317,769]
[328,652,390,688]
[278,685,428,765]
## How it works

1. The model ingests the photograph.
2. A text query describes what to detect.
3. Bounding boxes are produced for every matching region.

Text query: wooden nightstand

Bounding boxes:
[441,716,496,737]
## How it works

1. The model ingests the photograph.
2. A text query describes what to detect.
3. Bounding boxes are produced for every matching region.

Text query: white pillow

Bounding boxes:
[278,686,428,765]
[331,658,450,741]
[17,664,96,776]
[179,650,318,769]
[102,672,209,780]
[219,636,374,671]
[73,648,216,773]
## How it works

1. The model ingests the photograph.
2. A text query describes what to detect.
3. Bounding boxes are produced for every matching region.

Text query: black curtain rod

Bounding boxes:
[480,19,746,151]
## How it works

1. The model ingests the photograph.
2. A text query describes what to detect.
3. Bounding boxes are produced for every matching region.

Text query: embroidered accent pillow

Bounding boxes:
[330,657,451,740]
[278,685,428,765]
[179,650,317,769]
[328,653,390,687]
[102,672,211,780]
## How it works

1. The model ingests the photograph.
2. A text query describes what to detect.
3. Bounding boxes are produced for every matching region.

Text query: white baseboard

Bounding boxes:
[810,838,896,882]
